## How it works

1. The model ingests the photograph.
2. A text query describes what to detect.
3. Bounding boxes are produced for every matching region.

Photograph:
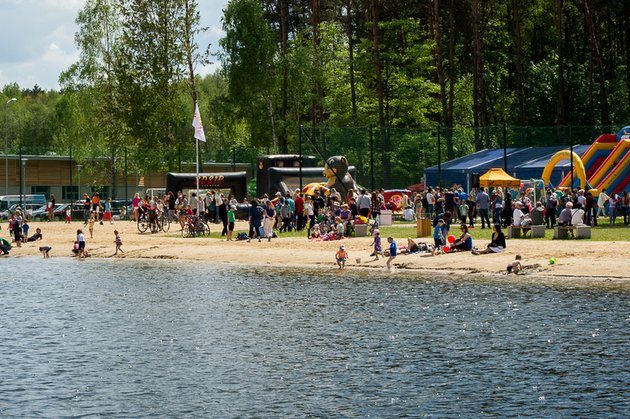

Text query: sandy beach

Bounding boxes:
[2,219,629,283]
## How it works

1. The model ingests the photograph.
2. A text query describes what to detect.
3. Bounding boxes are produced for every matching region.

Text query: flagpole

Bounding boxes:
[196,137,200,196]
[192,101,205,197]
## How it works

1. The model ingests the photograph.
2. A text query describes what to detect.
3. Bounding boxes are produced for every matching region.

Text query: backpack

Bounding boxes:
[236,232,249,241]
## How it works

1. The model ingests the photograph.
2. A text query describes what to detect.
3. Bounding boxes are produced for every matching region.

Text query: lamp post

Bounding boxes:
[76,164,83,200]
[4,97,17,195]
[19,158,27,209]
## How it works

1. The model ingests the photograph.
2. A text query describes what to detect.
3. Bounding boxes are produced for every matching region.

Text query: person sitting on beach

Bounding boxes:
[39,246,52,258]
[507,255,523,274]
[557,202,573,226]
[472,224,506,255]
[406,237,420,254]
[336,245,348,269]
[309,224,322,239]
[335,217,345,239]
[451,224,473,252]
[370,229,382,259]
[0,237,11,255]
[27,227,43,242]
[432,219,446,256]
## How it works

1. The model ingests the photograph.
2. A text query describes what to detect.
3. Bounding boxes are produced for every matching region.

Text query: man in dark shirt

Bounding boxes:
[82,193,91,225]
[313,191,326,216]
[444,189,457,213]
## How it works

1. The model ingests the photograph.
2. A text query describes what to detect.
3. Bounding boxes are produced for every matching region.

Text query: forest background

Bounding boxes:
[1,0,629,189]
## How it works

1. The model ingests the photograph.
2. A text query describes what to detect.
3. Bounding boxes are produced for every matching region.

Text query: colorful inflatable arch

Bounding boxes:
[541,150,589,190]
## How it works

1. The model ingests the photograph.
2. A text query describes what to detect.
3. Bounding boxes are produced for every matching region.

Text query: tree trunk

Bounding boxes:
[184,0,198,105]
[345,0,357,121]
[471,0,486,150]
[586,12,595,126]
[279,0,289,152]
[584,0,609,126]
[370,0,388,187]
[311,0,322,125]
[446,0,455,156]
[513,0,526,127]
[625,0,630,101]
[555,0,565,126]
[430,0,453,160]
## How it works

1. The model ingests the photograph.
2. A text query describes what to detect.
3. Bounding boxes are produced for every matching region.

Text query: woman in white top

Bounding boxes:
[304,196,315,231]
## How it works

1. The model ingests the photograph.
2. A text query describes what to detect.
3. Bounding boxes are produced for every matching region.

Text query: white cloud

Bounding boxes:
[0,0,227,89]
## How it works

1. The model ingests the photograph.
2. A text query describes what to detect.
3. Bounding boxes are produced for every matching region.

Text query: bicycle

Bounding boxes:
[181,215,210,237]
[137,209,169,234]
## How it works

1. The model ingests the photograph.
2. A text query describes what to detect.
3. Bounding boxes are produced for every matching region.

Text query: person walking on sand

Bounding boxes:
[114,230,124,255]
[47,194,56,221]
[432,219,446,256]
[336,245,348,269]
[386,237,397,270]
[370,229,382,260]
[88,212,95,238]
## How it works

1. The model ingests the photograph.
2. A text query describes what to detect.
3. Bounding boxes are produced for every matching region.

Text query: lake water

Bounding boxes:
[0,257,628,417]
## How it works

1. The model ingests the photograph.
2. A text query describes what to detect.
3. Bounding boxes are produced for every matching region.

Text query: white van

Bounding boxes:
[0,195,47,212]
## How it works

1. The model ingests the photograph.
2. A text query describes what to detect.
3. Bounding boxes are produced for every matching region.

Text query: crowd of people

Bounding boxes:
[2,182,627,269]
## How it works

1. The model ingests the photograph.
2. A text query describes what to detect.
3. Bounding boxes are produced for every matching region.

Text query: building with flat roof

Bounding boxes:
[0,154,252,201]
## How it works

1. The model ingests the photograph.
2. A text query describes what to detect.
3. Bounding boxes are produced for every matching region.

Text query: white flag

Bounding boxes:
[192,102,206,142]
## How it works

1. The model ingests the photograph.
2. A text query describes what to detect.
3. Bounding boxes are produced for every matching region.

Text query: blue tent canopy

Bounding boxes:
[424,145,590,190]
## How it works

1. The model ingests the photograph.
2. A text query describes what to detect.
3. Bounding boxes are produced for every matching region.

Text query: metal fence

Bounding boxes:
[4,124,616,197]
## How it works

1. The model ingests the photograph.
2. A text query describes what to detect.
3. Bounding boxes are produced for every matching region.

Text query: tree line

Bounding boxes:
[1,0,628,176]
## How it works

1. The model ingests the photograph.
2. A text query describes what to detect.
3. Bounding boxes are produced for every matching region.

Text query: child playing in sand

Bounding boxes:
[432,219,446,256]
[88,212,95,238]
[114,230,124,255]
[386,237,397,270]
[39,246,52,258]
[21,219,29,244]
[336,245,348,269]
[77,229,86,258]
[370,229,382,260]
[507,255,523,274]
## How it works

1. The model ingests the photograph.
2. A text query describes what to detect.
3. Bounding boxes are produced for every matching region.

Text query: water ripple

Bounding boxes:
[0,257,628,417]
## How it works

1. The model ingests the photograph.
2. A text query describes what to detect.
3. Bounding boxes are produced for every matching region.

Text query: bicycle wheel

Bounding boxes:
[137,217,148,233]
[194,222,205,237]
[182,224,193,238]
[161,216,170,233]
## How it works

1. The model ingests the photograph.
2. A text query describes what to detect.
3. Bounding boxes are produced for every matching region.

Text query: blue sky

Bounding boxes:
[0,0,228,90]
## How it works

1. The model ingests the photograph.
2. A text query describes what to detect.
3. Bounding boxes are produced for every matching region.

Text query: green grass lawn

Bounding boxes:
[168,219,629,242]
[381,219,629,242]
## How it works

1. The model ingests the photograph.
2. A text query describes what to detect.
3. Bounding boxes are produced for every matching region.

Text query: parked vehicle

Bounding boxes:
[0,203,45,219]
[32,203,71,221]
[0,195,46,212]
